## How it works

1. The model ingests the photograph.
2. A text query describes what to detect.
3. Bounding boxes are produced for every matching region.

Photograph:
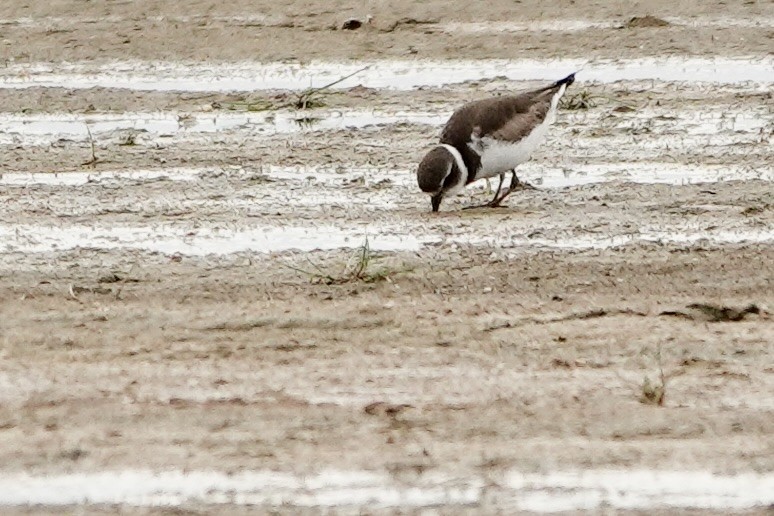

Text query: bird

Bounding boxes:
[416,72,575,212]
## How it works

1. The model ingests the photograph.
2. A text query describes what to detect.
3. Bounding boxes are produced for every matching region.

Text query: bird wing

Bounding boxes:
[440,88,558,147]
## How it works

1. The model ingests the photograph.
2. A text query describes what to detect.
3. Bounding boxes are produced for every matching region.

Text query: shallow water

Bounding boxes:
[505,470,774,512]
[458,227,774,251]
[1,57,772,92]
[0,469,771,510]
[1,106,768,151]
[442,16,774,33]
[0,110,448,145]
[0,169,204,186]
[1,221,770,257]
[525,162,773,188]
[3,14,772,30]
[0,469,479,507]
[0,224,423,255]
[2,161,769,190]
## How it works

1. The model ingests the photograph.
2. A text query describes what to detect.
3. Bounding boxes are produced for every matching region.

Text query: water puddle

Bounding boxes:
[442,16,774,33]
[0,14,278,28]
[1,222,770,257]
[2,14,772,31]
[0,169,204,187]
[442,20,615,33]
[523,163,773,188]
[1,161,770,207]
[0,469,480,508]
[1,106,768,148]
[505,470,774,512]
[0,224,423,256]
[3,160,768,190]
[1,57,771,92]
[451,227,774,252]
[0,110,447,145]
[0,166,407,188]
[564,109,771,135]
[0,469,770,510]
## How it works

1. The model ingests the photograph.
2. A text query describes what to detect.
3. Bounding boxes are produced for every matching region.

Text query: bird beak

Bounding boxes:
[431,194,443,212]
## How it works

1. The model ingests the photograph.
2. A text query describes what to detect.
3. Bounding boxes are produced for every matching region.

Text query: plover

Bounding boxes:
[416,72,575,212]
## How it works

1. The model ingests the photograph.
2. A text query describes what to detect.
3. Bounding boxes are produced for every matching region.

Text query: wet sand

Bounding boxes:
[0,0,773,513]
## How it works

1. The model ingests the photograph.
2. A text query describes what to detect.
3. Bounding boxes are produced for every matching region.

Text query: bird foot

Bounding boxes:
[486,197,509,208]
[462,177,537,210]
[462,205,509,210]
[462,196,510,210]
[511,180,538,191]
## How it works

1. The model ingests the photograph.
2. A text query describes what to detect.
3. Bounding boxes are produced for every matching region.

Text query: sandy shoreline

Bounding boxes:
[1,0,772,513]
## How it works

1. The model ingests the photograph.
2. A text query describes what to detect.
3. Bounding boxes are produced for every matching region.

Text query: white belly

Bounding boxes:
[475,128,548,178]
[470,84,564,179]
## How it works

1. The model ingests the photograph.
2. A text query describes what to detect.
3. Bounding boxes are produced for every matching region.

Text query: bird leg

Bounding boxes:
[489,173,506,204]
[508,171,538,192]
[462,172,506,210]
[484,170,522,207]
[470,170,538,209]
[463,170,538,210]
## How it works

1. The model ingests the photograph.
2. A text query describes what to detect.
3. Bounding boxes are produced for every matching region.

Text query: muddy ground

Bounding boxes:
[0,0,773,513]
[2,0,773,61]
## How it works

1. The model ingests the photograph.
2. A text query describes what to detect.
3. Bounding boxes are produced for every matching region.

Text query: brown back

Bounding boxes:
[440,87,558,146]
[439,84,561,182]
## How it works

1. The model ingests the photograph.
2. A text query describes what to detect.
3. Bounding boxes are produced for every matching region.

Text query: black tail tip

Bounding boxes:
[556,72,577,87]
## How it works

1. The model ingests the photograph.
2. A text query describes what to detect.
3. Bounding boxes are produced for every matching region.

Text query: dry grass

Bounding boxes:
[561,89,596,110]
[81,124,100,167]
[225,66,370,112]
[282,238,404,285]
[640,344,667,406]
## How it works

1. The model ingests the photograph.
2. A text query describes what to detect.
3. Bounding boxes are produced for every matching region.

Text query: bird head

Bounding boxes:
[416,145,468,212]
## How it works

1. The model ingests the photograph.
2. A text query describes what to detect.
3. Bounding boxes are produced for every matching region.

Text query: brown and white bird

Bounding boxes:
[416,73,575,212]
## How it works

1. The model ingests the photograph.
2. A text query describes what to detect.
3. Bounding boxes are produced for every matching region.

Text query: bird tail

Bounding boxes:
[553,72,576,87]
[534,72,577,94]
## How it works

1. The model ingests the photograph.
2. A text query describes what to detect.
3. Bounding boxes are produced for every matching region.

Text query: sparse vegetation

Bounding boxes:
[660,302,762,322]
[294,116,322,129]
[117,132,139,146]
[640,344,667,406]
[224,66,370,112]
[560,88,638,112]
[561,89,596,110]
[742,204,771,216]
[283,237,405,285]
[81,124,100,167]
[625,15,671,28]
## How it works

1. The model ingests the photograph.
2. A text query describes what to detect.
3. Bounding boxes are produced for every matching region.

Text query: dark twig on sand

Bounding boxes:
[81,124,99,167]
[229,65,371,112]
